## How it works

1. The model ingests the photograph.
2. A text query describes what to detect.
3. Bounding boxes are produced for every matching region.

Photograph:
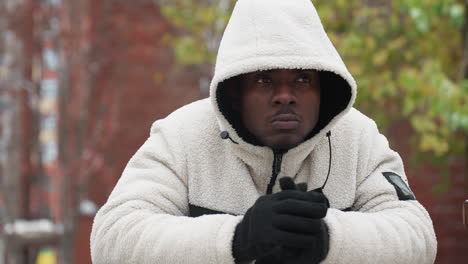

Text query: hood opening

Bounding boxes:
[216,76,262,145]
[310,71,352,137]
[215,70,352,147]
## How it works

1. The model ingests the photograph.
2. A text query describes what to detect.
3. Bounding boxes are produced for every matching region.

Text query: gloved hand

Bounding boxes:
[256,177,330,264]
[232,177,329,263]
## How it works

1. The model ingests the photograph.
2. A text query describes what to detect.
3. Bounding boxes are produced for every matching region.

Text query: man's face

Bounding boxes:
[238,69,320,150]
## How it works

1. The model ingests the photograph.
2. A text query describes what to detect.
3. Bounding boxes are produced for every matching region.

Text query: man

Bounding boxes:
[90,0,437,263]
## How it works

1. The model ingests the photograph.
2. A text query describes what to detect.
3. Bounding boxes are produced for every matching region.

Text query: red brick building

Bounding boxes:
[2,0,467,263]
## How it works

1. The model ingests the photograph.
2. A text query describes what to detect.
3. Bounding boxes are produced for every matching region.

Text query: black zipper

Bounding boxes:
[266,150,284,194]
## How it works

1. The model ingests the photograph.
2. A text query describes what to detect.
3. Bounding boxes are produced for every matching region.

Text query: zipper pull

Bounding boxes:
[266,151,284,194]
[273,153,282,175]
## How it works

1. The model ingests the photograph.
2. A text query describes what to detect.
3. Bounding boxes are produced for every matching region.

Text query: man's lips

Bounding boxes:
[271,114,300,130]
[271,114,300,122]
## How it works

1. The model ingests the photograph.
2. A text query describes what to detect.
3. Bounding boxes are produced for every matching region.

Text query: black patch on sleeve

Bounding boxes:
[188,204,226,217]
[383,172,416,201]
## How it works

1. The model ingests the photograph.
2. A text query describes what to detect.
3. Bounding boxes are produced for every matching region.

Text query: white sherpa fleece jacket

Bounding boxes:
[90,0,437,263]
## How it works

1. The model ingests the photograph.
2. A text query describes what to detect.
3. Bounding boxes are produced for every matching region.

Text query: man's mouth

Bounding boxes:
[271,114,300,130]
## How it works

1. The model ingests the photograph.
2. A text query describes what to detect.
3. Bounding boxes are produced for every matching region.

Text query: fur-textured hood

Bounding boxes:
[211,0,356,150]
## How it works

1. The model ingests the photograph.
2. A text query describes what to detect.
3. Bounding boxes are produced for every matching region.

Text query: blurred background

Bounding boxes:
[0,0,467,263]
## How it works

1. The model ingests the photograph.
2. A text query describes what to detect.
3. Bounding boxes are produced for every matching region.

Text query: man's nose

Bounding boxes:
[272,84,296,105]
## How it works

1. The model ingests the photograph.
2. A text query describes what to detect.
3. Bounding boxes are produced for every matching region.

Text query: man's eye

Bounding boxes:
[297,76,311,83]
[256,77,271,84]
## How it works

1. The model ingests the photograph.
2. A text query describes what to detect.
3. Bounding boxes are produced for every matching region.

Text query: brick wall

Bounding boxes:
[389,123,468,263]
[70,0,201,263]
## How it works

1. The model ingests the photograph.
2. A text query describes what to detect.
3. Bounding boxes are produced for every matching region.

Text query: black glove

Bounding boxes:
[232,177,328,263]
[275,177,330,264]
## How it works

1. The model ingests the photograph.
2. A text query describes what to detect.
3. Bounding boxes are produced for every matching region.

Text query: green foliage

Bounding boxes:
[314,0,467,160]
[159,0,233,65]
[159,0,468,185]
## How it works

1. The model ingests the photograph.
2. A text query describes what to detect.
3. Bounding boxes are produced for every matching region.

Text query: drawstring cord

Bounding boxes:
[220,131,239,144]
[320,131,332,191]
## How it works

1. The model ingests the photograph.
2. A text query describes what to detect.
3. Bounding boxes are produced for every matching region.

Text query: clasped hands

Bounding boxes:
[232,177,330,264]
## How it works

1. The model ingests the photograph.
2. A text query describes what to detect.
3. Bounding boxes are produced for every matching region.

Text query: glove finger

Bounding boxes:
[271,229,316,248]
[311,187,323,194]
[272,214,324,234]
[274,190,321,203]
[280,177,297,191]
[310,189,330,208]
[275,190,328,205]
[303,191,328,204]
[281,247,303,260]
[273,199,328,218]
[296,183,308,192]
[283,245,323,264]
[255,246,284,264]
[274,190,308,200]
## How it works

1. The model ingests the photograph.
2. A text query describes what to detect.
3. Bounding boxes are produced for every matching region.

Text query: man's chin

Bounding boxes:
[265,136,302,151]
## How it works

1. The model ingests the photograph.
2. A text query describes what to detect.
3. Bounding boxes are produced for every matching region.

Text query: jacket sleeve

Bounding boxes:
[90,120,242,264]
[322,119,437,264]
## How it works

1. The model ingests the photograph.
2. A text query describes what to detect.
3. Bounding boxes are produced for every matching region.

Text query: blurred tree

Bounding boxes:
[1,0,119,263]
[156,0,468,190]
[314,0,468,191]
[153,0,235,95]
[317,0,467,154]
[0,0,38,262]
[154,0,233,65]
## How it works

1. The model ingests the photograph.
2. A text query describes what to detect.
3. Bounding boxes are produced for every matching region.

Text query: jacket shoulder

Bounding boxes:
[150,98,219,139]
[334,107,380,135]
[341,108,376,126]
[332,108,378,138]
